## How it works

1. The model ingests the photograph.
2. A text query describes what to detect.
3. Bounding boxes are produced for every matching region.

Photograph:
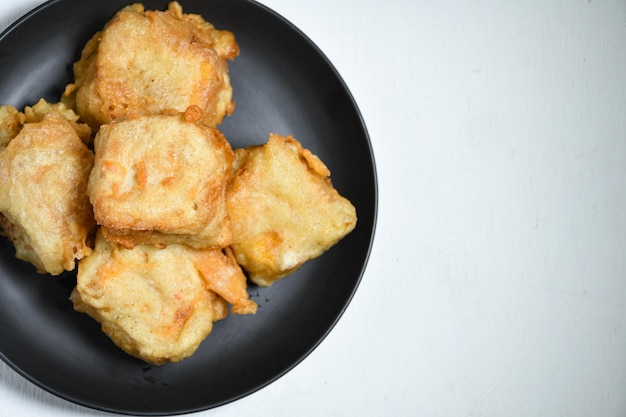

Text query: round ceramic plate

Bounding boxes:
[0,0,377,414]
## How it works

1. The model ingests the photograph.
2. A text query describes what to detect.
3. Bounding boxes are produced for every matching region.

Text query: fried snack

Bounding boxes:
[0,102,95,275]
[88,110,233,249]
[71,229,256,364]
[226,134,357,286]
[63,1,238,130]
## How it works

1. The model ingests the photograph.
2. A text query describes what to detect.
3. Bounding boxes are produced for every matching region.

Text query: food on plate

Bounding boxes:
[0,2,360,364]
[226,134,357,286]
[62,1,238,130]
[87,108,233,249]
[71,229,256,364]
[0,100,95,275]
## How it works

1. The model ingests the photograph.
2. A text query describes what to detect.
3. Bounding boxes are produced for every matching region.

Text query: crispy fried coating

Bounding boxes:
[23,99,92,143]
[63,1,238,130]
[0,102,95,275]
[71,229,256,364]
[88,111,233,249]
[0,105,24,149]
[226,134,357,286]
[194,247,258,315]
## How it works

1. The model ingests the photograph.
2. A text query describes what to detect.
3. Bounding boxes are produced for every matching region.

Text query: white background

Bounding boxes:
[1,0,626,416]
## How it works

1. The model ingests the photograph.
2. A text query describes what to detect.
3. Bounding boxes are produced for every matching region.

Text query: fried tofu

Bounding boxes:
[226,134,357,286]
[63,1,238,130]
[71,230,255,365]
[87,110,233,249]
[0,102,95,275]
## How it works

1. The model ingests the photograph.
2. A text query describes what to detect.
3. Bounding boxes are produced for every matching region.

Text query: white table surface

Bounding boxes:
[1,0,626,416]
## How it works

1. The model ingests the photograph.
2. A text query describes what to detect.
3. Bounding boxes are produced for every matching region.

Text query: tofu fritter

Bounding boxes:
[63,1,238,130]
[71,229,256,364]
[0,102,95,275]
[88,110,233,249]
[226,134,357,286]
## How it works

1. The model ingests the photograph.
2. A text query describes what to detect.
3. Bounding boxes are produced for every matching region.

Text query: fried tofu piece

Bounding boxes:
[226,134,357,286]
[63,1,238,130]
[0,103,95,275]
[88,110,233,249]
[71,229,256,364]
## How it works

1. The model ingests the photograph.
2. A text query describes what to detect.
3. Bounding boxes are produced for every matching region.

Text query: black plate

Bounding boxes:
[0,0,377,415]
